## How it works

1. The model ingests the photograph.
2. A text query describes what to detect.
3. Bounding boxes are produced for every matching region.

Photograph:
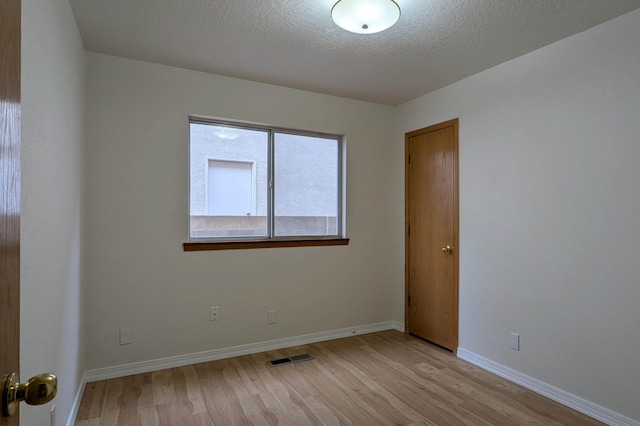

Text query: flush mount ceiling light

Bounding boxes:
[331,0,401,34]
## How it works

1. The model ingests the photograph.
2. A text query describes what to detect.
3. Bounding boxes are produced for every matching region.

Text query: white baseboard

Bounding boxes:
[457,348,640,426]
[85,321,403,383]
[66,371,87,426]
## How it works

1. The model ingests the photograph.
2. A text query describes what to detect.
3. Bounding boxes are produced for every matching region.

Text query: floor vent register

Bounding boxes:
[268,354,314,367]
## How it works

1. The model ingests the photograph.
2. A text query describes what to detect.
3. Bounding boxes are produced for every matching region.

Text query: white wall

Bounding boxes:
[399,9,640,421]
[21,0,86,425]
[83,53,404,370]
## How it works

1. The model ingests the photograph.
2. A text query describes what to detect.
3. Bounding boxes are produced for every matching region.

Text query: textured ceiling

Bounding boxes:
[68,0,640,105]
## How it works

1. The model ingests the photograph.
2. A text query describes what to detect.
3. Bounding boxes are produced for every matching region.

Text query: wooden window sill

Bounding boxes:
[183,238,350,251]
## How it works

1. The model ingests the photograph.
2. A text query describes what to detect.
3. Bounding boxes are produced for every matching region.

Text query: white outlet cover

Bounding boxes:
[210,306,220,321]
[119,328,131,345]
[509,332,520,351]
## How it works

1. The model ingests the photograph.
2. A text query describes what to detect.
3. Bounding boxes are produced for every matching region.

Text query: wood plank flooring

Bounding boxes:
[75,330,602,425]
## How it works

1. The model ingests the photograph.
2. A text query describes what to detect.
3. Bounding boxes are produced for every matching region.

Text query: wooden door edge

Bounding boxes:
[0,0,21,425]
[404,134,411,333]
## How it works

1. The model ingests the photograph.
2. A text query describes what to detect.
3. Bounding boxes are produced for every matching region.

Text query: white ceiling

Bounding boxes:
[68,0,640,106]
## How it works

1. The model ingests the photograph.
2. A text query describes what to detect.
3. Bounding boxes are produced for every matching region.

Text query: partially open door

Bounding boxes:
[1,1,57,422]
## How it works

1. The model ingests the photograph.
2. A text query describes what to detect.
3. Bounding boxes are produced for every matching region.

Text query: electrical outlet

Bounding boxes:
[119,328,131,345]
[509,332,520,351]
[211,306,220,321]
[267,310,276,324]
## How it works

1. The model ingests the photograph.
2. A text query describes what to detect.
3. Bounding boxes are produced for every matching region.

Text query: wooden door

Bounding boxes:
[405,119,458,352]
[1,0,21,424]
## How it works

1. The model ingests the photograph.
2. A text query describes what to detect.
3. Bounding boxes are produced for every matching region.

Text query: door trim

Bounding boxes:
[404,118,459,352]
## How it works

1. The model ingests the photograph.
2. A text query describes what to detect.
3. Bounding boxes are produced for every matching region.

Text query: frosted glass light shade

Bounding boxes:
[331,0,401,34]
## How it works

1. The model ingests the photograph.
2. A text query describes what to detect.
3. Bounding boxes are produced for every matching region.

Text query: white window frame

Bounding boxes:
[187,117,347,247]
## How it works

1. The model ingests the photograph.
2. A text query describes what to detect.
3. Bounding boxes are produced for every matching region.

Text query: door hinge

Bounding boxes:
[407,154,411,164]
[407,295,411,306]
[408,225,410,235]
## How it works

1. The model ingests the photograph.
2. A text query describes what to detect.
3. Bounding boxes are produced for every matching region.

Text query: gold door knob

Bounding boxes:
[441,245,453,254]
[2,372,57,417]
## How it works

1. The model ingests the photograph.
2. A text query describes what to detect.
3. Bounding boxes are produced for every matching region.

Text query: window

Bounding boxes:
[187,118,347,249]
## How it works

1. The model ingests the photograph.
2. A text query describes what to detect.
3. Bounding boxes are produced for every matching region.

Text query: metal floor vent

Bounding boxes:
[268,354,314,367]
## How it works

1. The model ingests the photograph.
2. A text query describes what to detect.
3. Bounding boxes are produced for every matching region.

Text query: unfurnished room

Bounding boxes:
[1,0,640,425]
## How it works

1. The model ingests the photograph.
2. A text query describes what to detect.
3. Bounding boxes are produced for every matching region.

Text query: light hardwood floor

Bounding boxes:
[75,331,602,425]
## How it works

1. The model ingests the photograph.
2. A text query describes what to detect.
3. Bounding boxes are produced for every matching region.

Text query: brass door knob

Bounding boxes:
[441,245,453,254]
[2,372,57,417]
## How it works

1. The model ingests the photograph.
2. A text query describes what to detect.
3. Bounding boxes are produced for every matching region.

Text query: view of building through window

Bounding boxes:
[189,120,342,239]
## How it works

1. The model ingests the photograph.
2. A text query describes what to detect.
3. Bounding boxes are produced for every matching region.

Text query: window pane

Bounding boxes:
[190,123,268,238]
[274,133,339,236]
